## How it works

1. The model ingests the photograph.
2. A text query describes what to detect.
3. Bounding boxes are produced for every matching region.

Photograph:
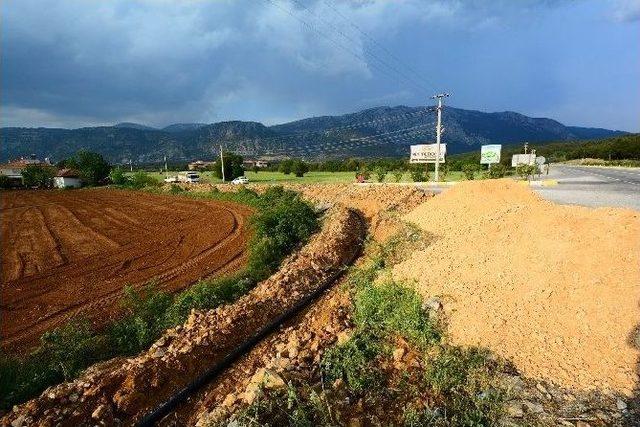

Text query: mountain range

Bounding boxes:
[0,106,627,163]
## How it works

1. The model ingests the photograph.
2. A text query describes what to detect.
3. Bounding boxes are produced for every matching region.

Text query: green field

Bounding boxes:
[137,170,465,184]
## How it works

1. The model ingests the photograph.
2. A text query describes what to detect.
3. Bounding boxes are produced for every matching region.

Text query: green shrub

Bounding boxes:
[1,321,106,409]
[233,384,333,426]
[278,159,294,175]
[462,163,480,180]
[423,346,504,425]
[107,285,172,354]
[292,160,309,177]
[321,330,383,394]
[108,167,130,186]
[0,175,12,189]
[410,165,428,182]
[374,166,388,182]
[486,163,507,179]
[168,183,184,194]
[22,164,54,188]
[438,163,450,181]
[248,187,318,280]
[129,171,160,189]
[354,281,440,349]
[164,275,249,326]
[516,164,538,180]
[392,170,404,182]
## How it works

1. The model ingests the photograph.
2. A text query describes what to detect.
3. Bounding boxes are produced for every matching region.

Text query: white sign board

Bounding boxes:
[480,144,502,164]
[535,156,546,165]
[410,144,446,164]
[511,153,536,167]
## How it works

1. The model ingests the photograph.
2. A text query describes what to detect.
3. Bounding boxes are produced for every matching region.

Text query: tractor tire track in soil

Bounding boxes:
[0,189,252,354]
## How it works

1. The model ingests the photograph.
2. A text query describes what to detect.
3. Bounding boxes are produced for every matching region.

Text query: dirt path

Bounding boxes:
[1,189,252,353]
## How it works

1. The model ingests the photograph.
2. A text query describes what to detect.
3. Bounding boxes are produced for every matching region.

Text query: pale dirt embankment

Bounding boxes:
[393,179,640,395]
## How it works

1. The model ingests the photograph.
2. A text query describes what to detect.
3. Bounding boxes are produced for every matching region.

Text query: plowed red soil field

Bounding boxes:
[1,189,252,354]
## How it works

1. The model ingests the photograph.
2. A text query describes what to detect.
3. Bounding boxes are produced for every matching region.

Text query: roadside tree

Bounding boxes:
[214,153,244,181]
[278,159,294,175]
[292,160,309,177]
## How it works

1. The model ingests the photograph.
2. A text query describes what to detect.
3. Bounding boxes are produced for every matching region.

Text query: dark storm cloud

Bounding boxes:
[1,0,638,130]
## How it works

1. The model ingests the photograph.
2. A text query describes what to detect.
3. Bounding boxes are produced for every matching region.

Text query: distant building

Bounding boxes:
[187,160,215,170]
[243,159,270,169]
[53,169,82,189]
[0,155,50,185]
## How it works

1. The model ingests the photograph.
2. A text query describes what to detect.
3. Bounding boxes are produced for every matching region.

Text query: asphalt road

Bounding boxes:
[534,165,640,210]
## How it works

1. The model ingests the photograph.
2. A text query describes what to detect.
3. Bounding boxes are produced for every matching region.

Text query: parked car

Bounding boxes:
[231,176,249,185]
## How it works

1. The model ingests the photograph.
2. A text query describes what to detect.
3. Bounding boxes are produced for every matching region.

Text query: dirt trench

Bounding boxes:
[1,206,366,427]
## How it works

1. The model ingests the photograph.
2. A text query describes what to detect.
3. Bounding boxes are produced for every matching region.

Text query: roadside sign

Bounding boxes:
[480,144,502,164]
[410,144,446,164]
[511,153,536,167]
[535,156,546,165]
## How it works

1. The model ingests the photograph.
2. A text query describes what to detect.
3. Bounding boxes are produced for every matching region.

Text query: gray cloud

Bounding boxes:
[1,0,638,130]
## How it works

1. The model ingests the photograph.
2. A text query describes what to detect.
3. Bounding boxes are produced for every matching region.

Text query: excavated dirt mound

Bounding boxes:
[393,179,640,395]
[178,182,432,241]
[1,189,252,353]
[1,206,365,426]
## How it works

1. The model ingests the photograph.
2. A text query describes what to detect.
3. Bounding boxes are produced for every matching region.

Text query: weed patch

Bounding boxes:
[353,281,440,349]
[321,330,384,394]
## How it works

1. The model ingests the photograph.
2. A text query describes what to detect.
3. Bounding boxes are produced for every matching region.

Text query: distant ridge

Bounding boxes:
[113,122,157,131]
[162,123,208,133]
[1,106,627,162]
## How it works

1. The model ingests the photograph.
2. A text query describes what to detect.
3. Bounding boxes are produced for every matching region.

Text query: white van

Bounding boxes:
[178,172,200,184]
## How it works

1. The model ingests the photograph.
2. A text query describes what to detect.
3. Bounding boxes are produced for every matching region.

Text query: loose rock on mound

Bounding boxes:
[393,179,640,395]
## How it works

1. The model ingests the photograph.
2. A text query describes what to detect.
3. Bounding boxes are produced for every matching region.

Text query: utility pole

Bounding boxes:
[219,144,225,182]
[129,159,133,172]
[164,156,168,178]
[431,93,450,182]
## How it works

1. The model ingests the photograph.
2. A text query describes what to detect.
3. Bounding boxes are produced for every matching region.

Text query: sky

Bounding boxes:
[1,0,639,131]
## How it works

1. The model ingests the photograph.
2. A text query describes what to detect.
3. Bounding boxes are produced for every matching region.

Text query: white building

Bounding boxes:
[54,169,82,189]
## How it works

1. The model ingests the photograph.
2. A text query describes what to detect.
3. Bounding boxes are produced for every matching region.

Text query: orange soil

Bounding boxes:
[393,179,640,395]
[0,189,252,353]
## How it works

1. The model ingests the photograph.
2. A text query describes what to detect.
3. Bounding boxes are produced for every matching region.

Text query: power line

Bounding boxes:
[257,121,436,157]
[229,106,435,148]
[262,0,431,97]
[286,0,432,96]
[320,0,439,93]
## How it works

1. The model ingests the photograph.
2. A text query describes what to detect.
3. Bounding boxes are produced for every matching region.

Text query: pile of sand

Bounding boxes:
[393,179,640,394]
